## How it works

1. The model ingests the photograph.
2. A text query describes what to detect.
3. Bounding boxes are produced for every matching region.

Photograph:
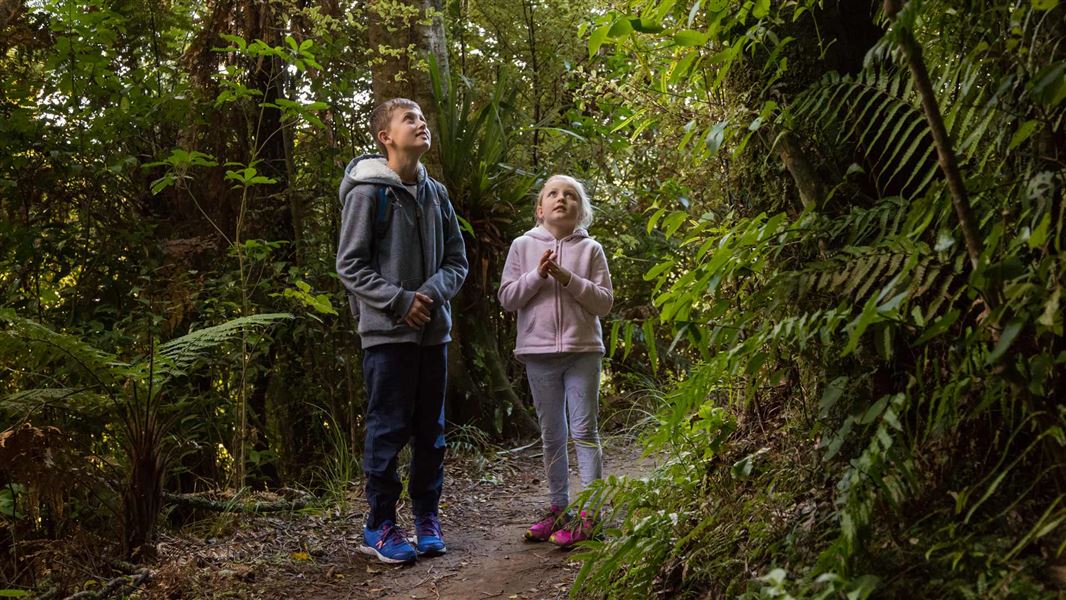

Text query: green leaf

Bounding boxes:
[150,173,176,195]
[622,322,634,360]
[0,590,31,598]
[1008,119,1041,150]
[934,229,955,252]
[705,121,728,155]
[986,321,1023,365]
[642,320,658,373]
[820,376,849,416]
[608,18,633,38]
[456,213,475,236]
[668,50,699,86]
[1030,62,1066,107]
[630,17,665,33]
[1038,286,1060,328]
[588,22,613,58]
[731,454,754,479]
[646,207,666,234]
[847,575,880,600]
[608,320,621,358]
[1029,212,1051,248]
[218,33,247,51]
[752,0,770,18]
[842,296,881,356]
[914,309,959,345]
[661,211,688,239]
[673,29,708,47]
[643,259,674,281]
[1032,0,1059,10]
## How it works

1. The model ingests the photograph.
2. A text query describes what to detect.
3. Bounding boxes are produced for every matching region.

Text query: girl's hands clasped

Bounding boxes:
[537,249,572,286]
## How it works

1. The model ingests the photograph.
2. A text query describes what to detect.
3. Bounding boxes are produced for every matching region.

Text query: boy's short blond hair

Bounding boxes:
[368,98,421,157]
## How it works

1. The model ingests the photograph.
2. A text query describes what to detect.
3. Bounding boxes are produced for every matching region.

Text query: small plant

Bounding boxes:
[0,310,291,558]
[310,406,359,506]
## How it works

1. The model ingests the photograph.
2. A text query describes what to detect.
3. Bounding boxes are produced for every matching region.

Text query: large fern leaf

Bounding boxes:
[153,312,293,375]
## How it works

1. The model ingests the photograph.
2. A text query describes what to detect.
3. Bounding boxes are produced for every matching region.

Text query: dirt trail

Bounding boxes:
[146,440,654,600]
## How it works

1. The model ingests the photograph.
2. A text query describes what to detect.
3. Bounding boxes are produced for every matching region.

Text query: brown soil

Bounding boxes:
[141,439,653,600]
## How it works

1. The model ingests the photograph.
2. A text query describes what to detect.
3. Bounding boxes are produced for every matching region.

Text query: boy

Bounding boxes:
[336,98,468,564]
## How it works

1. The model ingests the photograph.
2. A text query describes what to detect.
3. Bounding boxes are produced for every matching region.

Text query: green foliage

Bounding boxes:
[430,54,538,248]
[309,406,359,504]
[571,0,1066,597]
[0,310,292,404]
[0,309,292,556]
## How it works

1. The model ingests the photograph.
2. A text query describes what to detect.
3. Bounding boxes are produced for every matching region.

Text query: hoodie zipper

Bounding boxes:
[555,239,563,352]
[413,184,428,343]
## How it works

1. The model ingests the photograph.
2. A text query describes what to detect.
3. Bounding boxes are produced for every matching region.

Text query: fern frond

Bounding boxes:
[789,66,944,200]
[1,387,111,417]
[0,309,122,388]
[153,312,293,375]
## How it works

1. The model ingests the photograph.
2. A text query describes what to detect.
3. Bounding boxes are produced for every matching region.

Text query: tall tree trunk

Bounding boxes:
[521,0,541,168]
[367,0,450,178]
[775,131,824,211]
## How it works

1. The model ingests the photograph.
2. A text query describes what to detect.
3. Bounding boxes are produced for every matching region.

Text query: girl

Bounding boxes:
[498,175,614,546]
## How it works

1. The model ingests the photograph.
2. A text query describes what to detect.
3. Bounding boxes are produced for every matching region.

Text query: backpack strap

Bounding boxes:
[374,185,392,239]
[429,180,450,242]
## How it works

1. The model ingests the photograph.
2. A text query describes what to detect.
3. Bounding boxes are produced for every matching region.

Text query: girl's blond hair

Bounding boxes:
[535,175,594,229]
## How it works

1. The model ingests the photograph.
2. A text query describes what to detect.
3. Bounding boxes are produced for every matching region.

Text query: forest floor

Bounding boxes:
[139,437,656,600]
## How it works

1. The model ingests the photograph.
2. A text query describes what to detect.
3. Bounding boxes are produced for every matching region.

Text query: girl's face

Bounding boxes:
[537,180,582,231]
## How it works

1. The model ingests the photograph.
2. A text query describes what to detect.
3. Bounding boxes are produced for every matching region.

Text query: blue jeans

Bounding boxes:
[362,342,447,528]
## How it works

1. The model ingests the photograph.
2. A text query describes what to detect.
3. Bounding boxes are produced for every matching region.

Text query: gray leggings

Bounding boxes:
[523,352,604,508]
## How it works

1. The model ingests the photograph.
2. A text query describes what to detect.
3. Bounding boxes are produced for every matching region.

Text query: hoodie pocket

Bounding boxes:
[356,300,402,335]
[518,309,537,335]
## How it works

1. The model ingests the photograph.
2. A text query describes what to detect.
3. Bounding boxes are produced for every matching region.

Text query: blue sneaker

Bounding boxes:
[359,520,417,564]
[414,513,447,556]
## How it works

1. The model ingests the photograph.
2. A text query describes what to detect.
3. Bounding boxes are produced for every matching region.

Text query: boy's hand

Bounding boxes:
[537,250,555,279]
[402,292,434,329]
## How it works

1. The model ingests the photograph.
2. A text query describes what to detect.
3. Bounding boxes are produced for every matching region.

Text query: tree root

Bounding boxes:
[62,570,150,600]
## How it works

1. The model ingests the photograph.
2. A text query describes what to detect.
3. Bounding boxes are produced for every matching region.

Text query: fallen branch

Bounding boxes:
[61,568,150,600]
[163,492,309,513]
[495,440,538,456]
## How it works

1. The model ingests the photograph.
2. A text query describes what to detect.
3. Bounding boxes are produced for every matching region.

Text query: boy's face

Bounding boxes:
[537,180,582,230]
[379,105,431,158]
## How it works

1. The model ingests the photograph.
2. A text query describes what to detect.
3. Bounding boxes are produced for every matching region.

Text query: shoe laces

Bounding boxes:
[378,522,410,549]
[416,514,442,538]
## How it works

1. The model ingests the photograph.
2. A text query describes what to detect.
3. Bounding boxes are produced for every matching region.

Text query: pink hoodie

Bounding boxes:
[498,225,614,357]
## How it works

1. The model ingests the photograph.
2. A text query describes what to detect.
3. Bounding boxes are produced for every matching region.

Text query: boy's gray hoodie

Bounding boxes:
[336,155,468,349]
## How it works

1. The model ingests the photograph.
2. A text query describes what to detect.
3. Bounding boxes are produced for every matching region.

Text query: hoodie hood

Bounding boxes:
[339,154,427,205]
[523,224,589,242]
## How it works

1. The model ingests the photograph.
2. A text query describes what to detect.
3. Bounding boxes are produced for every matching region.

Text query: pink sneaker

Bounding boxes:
[548,510,596,547]
[525,506,567,542]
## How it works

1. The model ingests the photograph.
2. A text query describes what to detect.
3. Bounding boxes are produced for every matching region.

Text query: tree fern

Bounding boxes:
[155,312,293,376]
[2,310,293,408]
[0,309,119,389]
